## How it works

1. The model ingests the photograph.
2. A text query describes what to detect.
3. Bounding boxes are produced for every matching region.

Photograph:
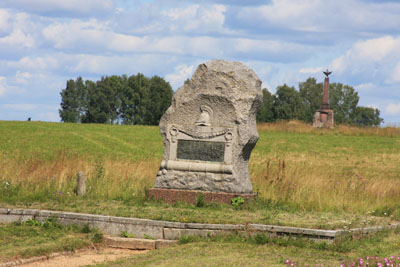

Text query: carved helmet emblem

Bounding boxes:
[195,105,213,126]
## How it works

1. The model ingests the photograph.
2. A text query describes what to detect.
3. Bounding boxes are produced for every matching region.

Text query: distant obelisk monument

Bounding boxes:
[312,69,334,128]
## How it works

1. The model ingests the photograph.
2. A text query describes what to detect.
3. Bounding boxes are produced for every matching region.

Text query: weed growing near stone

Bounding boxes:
[195,194,205,207]
[231,196,245,207]
[120,231,135,238]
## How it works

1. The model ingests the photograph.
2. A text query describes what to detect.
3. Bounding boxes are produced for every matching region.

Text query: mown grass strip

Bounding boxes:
[0,219,102,262]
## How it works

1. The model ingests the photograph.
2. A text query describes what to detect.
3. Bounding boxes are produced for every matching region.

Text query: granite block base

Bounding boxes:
[313,109,334,129]
[148,188,256,205]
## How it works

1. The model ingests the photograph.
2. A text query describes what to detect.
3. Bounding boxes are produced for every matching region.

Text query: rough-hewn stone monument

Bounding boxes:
[148,60,262,204]
[313,69,334,128]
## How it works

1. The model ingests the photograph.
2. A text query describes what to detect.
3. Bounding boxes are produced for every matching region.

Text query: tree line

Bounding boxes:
[257,78,383,126]
[60,75,383,126]
[59,74,173,125]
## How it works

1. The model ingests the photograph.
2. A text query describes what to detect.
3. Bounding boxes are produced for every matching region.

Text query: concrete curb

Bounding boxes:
[1,208,399,243]
[104,236,178,250]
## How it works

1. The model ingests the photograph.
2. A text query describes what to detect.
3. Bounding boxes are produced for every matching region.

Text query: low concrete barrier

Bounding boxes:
[1,208,399,242]
[103,236,177,250]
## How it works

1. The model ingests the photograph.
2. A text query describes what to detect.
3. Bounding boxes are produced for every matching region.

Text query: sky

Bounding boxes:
[0,0,399,125]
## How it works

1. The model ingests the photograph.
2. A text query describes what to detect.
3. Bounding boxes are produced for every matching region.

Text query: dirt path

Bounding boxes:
[23,248,148,267]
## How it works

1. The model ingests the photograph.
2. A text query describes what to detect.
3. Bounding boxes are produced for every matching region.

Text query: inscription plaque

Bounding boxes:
[177,139,225,162]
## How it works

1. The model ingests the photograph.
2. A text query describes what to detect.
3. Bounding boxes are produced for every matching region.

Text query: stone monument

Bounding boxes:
[313,69,334,128]
[148,60,262,204]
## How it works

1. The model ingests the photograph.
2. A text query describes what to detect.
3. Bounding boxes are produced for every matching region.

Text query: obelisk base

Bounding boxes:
[313,109,334,128]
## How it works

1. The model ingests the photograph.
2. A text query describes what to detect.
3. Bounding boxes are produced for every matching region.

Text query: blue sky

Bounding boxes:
[0,0,399,125]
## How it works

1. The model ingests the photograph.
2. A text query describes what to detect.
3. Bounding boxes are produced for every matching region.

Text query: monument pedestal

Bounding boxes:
[151,60,262,205]
[313,109,334,128]
[148,188,256,204]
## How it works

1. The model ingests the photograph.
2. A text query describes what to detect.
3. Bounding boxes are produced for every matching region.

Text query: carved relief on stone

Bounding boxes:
[195,105,213,126]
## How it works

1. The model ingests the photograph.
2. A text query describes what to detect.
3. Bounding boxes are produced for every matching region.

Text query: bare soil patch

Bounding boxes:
[23,248,147,267]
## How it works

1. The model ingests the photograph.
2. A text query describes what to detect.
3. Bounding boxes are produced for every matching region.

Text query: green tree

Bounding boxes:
[59,78,80,123]
[273,84,305,120]
[120,74,150,125]
[84,76,123,124]
[75,77,88,120]
[145,76,173,125]
[80,80,95,123]
[257,88,275,122]
[298,78,323,122]
[329,83,359,124]
[352,106,383,126]
[59,74,178,125]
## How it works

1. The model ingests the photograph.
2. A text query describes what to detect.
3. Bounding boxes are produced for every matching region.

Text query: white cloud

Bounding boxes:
[0,0,114,18]
[0,9,11,33]
[239,0,319,31]
[386,103,400,115]
[0,29,35,48]
[162,4,228,34]
[367,104,379,110]
[353,36,397,61]
[392,62,400,83]
[0,76,6,96]
[70,54,118,74]
[42,17,314,61]
[233,0,400,35]
[165,64,196,89]
[299,67,323,74]
[15,71,32,84]
[117,4,231,36]
[329,36,400,83]
[2,103,37,111]
[0,11,39,55]
[68,53,178,76]
[42,19,110,50]
[355,83,376,92]
[8,56,59,71]
[163,5,200,21]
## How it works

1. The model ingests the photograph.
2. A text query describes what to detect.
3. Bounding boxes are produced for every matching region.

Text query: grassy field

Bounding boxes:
[94,230,400,267]
[0,120,400,228]
[0,219,102,262]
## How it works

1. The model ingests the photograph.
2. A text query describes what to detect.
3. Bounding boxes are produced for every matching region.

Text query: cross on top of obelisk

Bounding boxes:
[323,69,332,77]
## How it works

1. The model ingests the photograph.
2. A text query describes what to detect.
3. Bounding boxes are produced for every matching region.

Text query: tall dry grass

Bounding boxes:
[250,153,400,213]
[258,120,400,137]
[0,152,159,202]
[1,120,399,217]
[252,121,400,214]
[2,149,399,215]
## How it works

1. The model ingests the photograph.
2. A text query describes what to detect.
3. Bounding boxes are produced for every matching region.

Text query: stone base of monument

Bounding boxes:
[148,188,256,205]
[313,109,334,128]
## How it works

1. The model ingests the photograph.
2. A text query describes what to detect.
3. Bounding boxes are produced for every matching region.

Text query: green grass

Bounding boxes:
[93,230,400,267]
[0,120,400,227]
[0,219,101,262]
[1,120,400,265]
[0,121,162,161]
